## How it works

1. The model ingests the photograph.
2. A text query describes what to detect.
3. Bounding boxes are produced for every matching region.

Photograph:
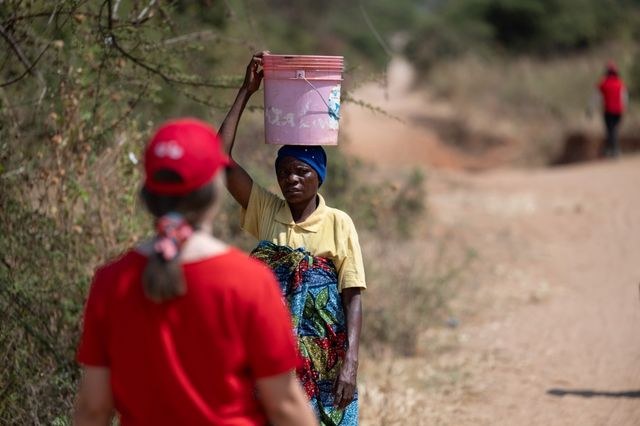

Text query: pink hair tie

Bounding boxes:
[154,213,193,261]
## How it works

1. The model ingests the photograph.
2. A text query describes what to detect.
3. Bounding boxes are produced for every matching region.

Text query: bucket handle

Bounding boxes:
[296,70,340,121]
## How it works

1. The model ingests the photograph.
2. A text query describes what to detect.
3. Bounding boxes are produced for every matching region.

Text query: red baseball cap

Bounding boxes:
[144,118,230,195]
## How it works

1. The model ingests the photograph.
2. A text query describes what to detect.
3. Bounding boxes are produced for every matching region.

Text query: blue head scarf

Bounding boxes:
[275,145,327,185]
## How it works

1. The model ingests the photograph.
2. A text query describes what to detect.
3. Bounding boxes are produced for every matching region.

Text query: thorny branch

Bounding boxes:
[135,0,157,24]
[89,80,151,142]
[0,23,46,86]
[110,37,238,88]
[359,0,394,58]
[342,92,403,122]
[0,46,49,88]
[156,3,178,33]
[101,0,237,90]
[47,0,63,25]
[112,0,123,20]
[0,256,11,271]
[160,30,221,46]
[2,10,78,25]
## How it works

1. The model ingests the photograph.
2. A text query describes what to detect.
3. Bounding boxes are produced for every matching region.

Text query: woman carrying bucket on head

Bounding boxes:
[219,52,365,425]
[74,119,317,426]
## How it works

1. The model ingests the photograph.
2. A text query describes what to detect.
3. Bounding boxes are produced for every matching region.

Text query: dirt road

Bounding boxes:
[344,59,640,425]
[431,161,640,425]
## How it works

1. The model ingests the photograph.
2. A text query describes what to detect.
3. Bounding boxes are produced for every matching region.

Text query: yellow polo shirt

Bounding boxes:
[240,184,366,292]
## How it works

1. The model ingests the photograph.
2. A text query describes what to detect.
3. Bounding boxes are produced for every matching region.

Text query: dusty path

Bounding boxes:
[344,60,640,425]
[429,160,640,425]
[341,58,520,171]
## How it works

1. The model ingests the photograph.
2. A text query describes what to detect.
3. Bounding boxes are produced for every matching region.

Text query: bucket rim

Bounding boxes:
[265,60,344,64]
[263,53,344,59]
[263,54,344,69]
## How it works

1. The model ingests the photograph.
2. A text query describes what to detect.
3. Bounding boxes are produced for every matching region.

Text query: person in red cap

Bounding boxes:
[596,61,628,157]
[219,53,365,425]
[73,118,318,426]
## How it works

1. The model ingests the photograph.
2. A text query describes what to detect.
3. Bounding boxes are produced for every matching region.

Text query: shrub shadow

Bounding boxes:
[547,388,640,399]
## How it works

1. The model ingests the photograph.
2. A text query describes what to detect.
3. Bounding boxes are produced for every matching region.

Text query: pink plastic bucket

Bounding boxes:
[263,54,344,145]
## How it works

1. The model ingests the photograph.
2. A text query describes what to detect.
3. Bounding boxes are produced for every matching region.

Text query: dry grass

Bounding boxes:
[360,234,476,355]
[425,45,640,166]
[355,209,480,423]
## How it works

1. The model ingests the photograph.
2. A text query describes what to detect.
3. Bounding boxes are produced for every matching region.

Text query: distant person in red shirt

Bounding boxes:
[73,119,318,426]
[597,61,628,157]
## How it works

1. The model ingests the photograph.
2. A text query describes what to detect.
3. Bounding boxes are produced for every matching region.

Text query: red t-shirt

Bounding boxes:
[77,249,298,426]
[599,75,626,114]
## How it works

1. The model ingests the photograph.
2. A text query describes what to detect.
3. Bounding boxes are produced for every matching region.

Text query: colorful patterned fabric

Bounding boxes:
[251,241,358,425]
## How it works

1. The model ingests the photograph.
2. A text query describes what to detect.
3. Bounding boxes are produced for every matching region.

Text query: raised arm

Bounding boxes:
[218,53,265,209]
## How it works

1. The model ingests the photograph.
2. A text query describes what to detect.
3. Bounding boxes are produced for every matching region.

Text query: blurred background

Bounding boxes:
[2,1,640,424]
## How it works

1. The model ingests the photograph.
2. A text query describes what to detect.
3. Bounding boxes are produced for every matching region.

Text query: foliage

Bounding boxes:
[0,198,91,424]
[0,0,447,423]
[629,52,640,98]
[0,1,240,423]
[406,0,640,70]
[253,0,421,69]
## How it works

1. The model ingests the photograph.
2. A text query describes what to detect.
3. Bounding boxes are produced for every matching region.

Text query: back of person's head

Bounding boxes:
[606,60,619,77]
[141,118,229,303]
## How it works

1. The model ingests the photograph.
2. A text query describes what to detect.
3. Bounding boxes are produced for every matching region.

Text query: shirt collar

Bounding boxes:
[275,194,327,233]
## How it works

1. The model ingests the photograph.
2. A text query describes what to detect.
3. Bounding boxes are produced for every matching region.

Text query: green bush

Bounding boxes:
[0,199,90,424]
[0,2,236,422]
[629,52,640,99]
[406,0,638,70]
[256,0,420,69]
[0,1,452,422]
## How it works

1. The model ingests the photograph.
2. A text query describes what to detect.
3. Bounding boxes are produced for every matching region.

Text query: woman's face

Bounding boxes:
[276,156,319,205]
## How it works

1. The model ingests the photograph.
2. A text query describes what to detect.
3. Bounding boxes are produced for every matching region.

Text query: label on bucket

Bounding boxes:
[327,85,341,129]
